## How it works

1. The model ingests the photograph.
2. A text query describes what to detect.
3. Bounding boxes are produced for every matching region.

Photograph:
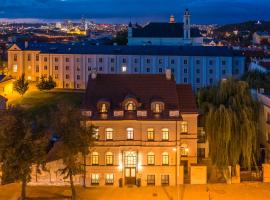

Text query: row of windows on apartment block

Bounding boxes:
[33,65,231,75]
[93,126,188,141]
[14,54,234,66]
[90,150,189,166]
[90,174,170,186]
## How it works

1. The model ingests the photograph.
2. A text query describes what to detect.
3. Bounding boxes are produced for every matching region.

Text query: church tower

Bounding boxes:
[128,22,133,38]
[183,9,191,40]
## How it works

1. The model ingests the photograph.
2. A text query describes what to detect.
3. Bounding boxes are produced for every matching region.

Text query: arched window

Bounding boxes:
[147,128,155,141]
[127,128,134,140]
[147,152,155,165]
[92,152,99,165]
[105,128,113,140]
[126,101,136,111]
[162,152,169,165]
[180,144,189,157]
[162,128,169,141]
[106,152,113,165]
[151,101,164,113]
[97,100,110,113]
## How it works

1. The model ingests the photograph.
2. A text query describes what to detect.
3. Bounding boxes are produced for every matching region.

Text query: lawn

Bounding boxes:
[8,89,85,116]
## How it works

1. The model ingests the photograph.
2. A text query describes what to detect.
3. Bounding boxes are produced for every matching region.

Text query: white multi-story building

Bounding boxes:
[128,9,203,46]
[7,42,245,91]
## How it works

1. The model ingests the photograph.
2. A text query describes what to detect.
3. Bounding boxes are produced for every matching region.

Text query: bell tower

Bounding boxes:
[183,9,191,40]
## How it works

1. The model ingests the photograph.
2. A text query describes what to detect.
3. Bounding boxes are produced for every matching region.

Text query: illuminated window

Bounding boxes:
[122,65,127,72]
[154,103,163,113]
[93,128,99,140]
[100,103,108,113]
[147,128,154,141]
[91,174,99,185]
[180,144,189,157]
[181,121,188,133]
[162,152,169,165]
[13,65,18,72]
[162,128,169,141]
[147,152,155,165]
[92,152,99,165]
[106,128,113,140]
[105,174,114,185]
[106,152,113,165]
[27,76,32,81]
[125,101,136,111]
[127,128,134,140]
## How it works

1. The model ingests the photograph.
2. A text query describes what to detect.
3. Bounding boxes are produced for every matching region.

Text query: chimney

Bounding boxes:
[91,69,97,79]
[24,41,29,48]
[165,69,172,80]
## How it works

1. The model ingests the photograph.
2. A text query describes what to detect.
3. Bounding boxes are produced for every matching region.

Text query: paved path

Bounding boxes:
[1,183,270,200]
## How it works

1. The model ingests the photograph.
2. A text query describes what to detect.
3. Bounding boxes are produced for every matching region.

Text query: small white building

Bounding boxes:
[128,9,203,46]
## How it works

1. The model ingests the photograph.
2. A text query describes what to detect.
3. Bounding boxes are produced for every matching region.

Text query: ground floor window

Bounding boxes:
[105,173,114,185]
[147,175,155,185]
[161,175,169,185]
[91,174,99,185]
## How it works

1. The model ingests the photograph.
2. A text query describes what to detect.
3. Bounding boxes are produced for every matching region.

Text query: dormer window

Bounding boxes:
[126,101,136,111]
[151,101,164,113]
[101,104,107,113]
[97,100,110,113]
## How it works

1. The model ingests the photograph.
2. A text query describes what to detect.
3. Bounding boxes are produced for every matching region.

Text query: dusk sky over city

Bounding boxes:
[0,0,269,24]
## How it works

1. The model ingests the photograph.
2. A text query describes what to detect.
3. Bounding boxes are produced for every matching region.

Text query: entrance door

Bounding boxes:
[124,151,137,185]
[125,167,136,185]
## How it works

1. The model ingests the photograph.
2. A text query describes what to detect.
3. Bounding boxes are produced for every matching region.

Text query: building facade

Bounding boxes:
[7,43,245,91]
[128,9,203,46]
[80,73,198,186]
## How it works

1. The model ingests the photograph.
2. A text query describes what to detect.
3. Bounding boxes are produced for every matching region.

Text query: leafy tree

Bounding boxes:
[0,107,47,200]
[36,75,56,91]
[14,74,29,96]
[50,102,94,200]
[198,78,262,179]
[111,30,128,45]
[242,70,270,94]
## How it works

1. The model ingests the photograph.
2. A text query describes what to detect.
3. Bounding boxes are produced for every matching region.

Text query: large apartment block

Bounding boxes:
[81,73,198,186]
[7,42,245,91]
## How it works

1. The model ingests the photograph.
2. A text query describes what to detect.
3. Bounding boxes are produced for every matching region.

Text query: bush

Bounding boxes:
[36,76,56,91]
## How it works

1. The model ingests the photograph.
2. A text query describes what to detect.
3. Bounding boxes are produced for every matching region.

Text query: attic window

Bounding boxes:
[151,101,164,113]
[126,101,136,111]
[97,101,110,113]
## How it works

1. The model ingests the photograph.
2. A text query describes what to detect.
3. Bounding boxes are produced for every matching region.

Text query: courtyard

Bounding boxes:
[1,183,270,200]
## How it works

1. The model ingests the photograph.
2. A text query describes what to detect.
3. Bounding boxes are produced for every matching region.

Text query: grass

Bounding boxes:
[8,89,85,116]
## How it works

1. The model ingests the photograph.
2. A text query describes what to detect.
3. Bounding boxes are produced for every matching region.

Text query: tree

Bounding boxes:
[0,107,47,200]
[50,102,94,200]
[36,75,56,91]
[198,78,262,179]
[14,74,29,96]
[111,30,128,45]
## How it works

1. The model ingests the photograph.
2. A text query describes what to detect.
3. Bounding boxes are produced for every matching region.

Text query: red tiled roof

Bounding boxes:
[83,74,197,120]
[176,84,198,114]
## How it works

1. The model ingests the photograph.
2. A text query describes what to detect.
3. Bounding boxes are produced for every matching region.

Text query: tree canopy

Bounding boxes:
[50,102,94,200]
[198,78,262,170]
[36,76,56,91]
[14,74,29,96]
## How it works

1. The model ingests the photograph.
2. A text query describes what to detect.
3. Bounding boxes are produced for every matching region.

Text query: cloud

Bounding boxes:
[0,0,269,23]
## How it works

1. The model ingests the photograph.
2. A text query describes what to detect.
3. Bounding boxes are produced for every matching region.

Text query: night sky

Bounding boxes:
[0,0,269,24]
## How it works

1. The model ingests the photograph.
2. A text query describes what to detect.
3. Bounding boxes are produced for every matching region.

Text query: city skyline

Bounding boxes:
[0,0,269,24]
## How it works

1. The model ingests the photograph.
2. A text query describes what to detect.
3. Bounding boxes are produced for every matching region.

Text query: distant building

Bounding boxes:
[128,9,203,46]
[249,58,270,73]
[253,32,270,45]
[7,42,245,91]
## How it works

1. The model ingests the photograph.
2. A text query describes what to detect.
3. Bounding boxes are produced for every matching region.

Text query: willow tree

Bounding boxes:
[198,78,262,177]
